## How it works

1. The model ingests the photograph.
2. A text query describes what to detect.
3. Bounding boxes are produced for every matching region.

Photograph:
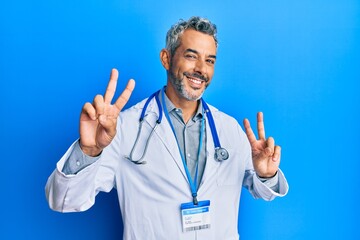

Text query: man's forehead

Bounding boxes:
[178,30,217,54]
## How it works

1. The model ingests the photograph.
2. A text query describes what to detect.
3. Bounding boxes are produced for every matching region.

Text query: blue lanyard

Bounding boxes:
[161,88,204,205]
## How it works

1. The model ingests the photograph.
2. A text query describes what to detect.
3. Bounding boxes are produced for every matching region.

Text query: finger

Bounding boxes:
[266,137,275,153]
[257,112,266,140]
[243,118,257,144]
[259,137,274,158]
[114,79,136,110]
[93,94,105,116]
[258,146,273,161]
[98,114,117,136]
[260,137,275,158]
[81,102,96,120]
[273,145,281,162]
[104,68,119,104]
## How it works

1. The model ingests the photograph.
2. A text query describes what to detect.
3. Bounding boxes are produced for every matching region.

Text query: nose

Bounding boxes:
[194,59,207,76]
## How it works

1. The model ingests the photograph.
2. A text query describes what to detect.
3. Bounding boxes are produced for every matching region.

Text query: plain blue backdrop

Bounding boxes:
[1,0,359,239]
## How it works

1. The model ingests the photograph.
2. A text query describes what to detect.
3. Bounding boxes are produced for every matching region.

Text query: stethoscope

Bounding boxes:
[125,87,229,165]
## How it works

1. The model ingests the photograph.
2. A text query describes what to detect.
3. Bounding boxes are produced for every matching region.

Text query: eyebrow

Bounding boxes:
[185,48,217,59]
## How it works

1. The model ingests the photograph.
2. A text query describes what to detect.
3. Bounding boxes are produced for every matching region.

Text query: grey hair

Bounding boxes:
[165,16,218,56]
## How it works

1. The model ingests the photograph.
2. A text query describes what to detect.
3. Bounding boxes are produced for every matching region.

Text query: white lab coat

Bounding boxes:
[46,96,288,240]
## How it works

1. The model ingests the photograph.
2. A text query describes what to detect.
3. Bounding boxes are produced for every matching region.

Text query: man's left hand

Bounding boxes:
[243,112,281,178]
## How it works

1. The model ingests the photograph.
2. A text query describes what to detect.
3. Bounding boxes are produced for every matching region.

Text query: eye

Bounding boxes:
[206,59,215,65]
[185,54,197,60]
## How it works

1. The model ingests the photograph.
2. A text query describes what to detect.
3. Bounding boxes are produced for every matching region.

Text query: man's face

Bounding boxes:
[167,29,217,101]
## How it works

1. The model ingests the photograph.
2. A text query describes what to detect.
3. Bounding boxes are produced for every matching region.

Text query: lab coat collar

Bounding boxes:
[142,93,220,192]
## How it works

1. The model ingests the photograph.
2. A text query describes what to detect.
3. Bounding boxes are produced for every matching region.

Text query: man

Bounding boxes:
[46,16,288,239]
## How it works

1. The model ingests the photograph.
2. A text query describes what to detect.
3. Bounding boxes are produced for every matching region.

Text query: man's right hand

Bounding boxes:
[79,68,135,156]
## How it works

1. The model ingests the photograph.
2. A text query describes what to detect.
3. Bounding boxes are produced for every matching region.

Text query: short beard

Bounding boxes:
[168,65,209,101]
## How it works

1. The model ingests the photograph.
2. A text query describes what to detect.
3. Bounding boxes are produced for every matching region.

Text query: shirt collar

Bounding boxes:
[162,90,203,123]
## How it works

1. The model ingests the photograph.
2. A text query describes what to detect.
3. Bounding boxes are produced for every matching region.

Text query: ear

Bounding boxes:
[160,49,170,70]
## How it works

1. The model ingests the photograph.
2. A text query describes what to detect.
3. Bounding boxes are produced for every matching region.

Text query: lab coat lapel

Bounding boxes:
[199,110,220,189]
[156,118,189,179]
[145,100,189,181]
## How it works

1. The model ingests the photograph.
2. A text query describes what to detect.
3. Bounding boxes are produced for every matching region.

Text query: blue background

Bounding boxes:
[1,0,359,239]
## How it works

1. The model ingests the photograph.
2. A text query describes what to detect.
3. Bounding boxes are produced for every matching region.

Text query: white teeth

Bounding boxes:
[188,77,201,85]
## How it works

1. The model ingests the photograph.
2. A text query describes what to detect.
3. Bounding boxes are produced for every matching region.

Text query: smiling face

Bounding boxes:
[160,29,217,103]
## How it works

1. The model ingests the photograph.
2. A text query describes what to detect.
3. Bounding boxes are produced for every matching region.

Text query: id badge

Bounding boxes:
[180,200,211,232]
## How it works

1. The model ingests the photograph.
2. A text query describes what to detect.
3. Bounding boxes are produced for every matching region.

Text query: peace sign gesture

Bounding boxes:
[79,69,135,156]
[243,112,281,178]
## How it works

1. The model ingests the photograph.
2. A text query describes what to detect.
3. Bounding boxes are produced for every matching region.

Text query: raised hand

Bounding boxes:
[79,69,135,156]
[243,112,280,178]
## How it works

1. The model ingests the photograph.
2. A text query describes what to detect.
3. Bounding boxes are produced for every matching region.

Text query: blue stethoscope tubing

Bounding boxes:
[125,90,163,164]
[201,99,230,162]
[126,87,229,165]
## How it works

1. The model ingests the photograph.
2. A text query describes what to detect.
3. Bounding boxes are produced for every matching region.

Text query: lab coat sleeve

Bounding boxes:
[62,140,100,175]
[244,169,288,201]
[45,140,115,212]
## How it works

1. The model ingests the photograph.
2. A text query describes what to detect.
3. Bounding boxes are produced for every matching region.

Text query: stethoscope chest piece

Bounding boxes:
[215,147,229,161]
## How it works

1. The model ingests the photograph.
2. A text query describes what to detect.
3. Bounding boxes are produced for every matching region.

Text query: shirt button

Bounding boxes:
[76,161,80,166]
[187,153,191,157]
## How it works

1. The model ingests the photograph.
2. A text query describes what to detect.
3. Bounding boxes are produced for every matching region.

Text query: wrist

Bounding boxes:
[79,141,102,157]
[257,170,278,179]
